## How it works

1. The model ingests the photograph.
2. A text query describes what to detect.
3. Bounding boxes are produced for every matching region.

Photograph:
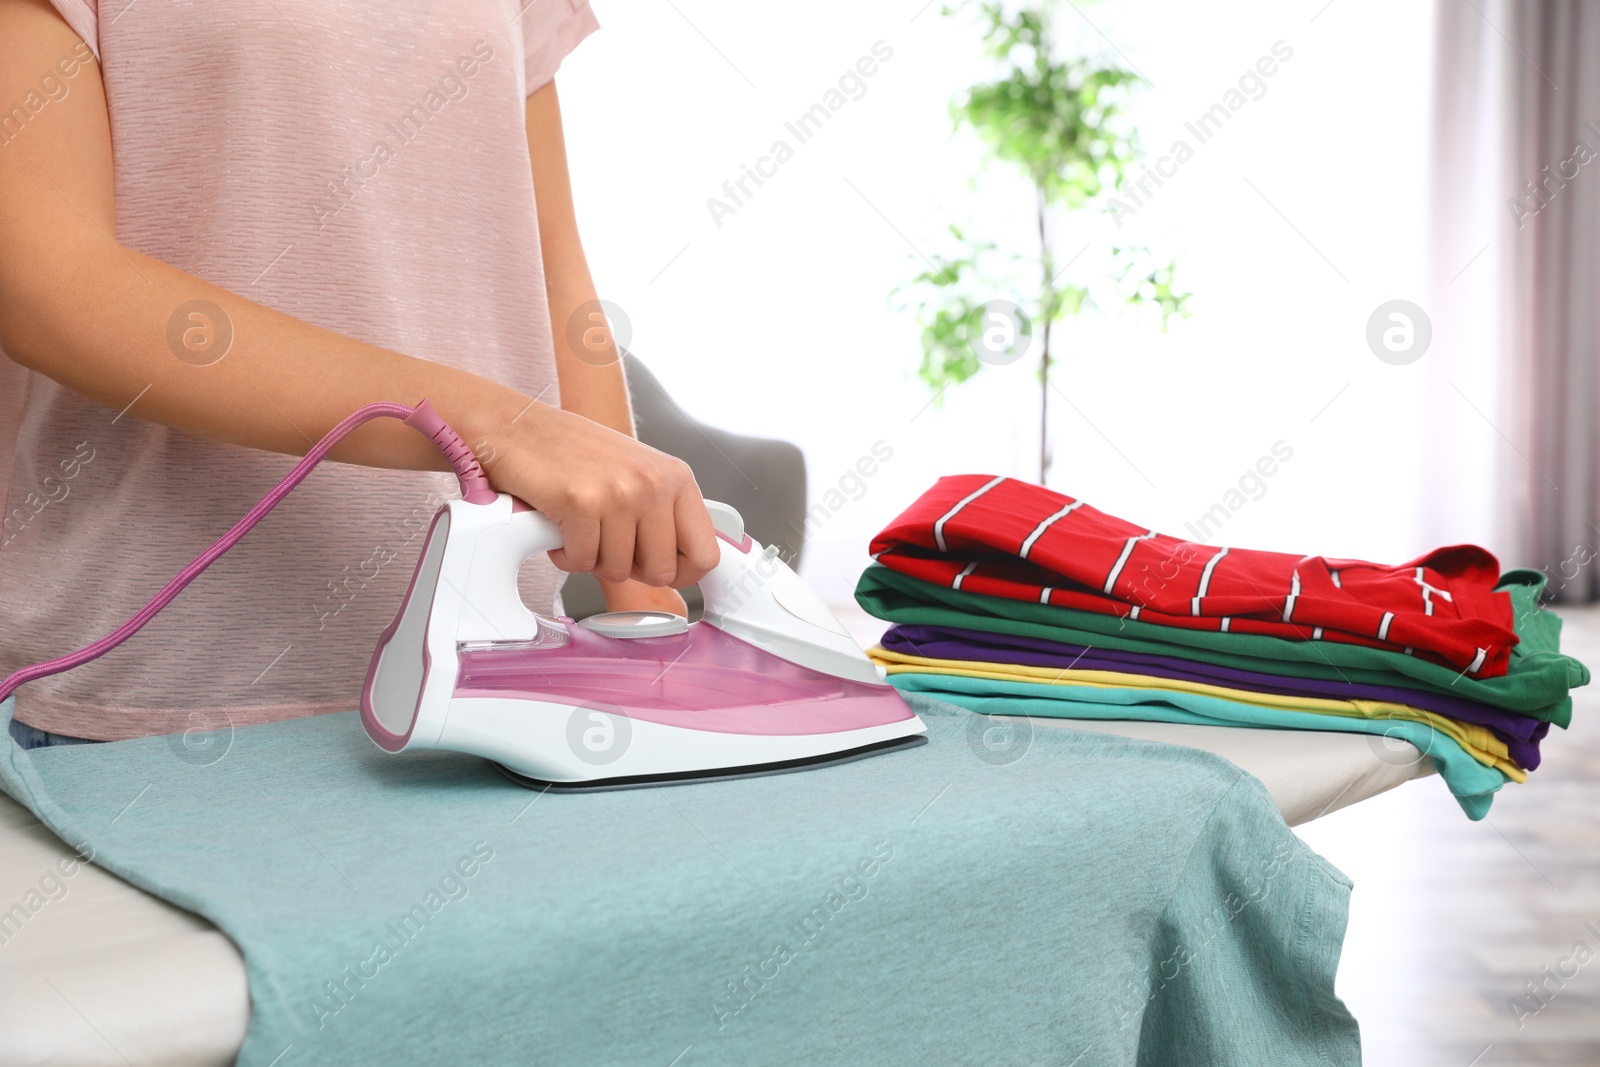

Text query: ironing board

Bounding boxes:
[0,721,1431,1067]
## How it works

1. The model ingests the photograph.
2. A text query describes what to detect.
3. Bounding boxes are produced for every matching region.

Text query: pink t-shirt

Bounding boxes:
[0,0,599,739]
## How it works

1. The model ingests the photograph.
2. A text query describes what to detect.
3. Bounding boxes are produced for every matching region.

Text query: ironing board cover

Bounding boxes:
[0,694,1359,1066]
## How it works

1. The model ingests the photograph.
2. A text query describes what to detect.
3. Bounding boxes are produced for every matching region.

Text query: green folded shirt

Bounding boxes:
[883,672,1510,820]
[856,566,1585,726]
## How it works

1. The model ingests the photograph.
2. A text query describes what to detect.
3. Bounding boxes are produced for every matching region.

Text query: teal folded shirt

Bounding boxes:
[0,695,1360,1066]
[885,673,1507,819]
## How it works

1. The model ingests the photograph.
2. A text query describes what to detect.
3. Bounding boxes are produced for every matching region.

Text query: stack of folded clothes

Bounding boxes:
[856,476,1590,819]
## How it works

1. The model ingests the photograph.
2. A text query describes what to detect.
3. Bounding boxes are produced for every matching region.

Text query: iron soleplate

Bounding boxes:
[492,733,927,792]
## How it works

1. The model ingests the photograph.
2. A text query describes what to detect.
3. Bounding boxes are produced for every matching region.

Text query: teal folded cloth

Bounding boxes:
[884,673,1506,820]
[0,695,1360,1066]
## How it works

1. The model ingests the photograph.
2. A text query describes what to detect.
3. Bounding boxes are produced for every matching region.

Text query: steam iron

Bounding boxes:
[360,494,928,788]
[0,399,925,791]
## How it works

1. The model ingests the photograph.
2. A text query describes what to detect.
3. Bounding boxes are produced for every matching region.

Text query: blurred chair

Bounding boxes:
[557,351,808,620]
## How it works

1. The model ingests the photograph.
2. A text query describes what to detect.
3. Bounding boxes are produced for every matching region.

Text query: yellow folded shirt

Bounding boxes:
[868,646,1527,782]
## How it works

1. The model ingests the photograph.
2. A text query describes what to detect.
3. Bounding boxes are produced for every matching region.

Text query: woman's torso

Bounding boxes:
[0,0,596,738]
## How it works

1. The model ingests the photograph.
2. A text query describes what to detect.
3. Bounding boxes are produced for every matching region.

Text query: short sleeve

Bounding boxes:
[520,0,599,96]
[46,0,100,60]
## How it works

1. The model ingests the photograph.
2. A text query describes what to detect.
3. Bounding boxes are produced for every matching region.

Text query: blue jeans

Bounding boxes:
[8,719,101,751]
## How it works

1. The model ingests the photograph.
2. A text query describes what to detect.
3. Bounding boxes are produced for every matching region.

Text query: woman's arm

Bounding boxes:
[525,81,695,614]
[0,0,717,588]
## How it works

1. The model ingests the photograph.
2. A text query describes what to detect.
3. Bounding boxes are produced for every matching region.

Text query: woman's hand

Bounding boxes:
[484,403,720,591]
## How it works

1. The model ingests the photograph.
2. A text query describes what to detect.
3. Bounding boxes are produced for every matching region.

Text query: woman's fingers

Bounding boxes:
[547,510,601,575]
[502,406,719,588]
[631,503,680,588]
[670,486,720,588]
[593,508,638,585]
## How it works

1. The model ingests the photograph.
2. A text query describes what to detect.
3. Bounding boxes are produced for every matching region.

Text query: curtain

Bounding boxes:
[1427,0,1600,601]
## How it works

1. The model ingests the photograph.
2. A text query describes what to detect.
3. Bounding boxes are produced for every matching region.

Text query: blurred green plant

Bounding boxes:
[897,0,1190,484]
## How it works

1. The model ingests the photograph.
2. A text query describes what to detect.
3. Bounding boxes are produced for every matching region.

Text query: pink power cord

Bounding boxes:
[0,399,494,708]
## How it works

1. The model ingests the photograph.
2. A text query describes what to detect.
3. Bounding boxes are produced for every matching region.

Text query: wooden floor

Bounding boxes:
[1297,605,1600,1065]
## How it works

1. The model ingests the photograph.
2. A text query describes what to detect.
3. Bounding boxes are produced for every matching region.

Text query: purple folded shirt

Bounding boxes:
[880,624,1548,770]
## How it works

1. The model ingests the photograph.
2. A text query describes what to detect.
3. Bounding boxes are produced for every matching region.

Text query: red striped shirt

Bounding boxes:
[869,475,1517,677]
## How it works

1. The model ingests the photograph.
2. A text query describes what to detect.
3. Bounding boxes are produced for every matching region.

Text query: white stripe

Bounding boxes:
[1414,566,1451,615]
[1039,587,1053,605]
[1377,611,1394,642]
[951,560,980,591]
[932,475,1006,553]
[1403,647,1414,656]
[1282,571,1301,623]
[1019,500,1085,560]
[1330,570,1341,589]
[1192,547,1230,616]
[1468,647,1487,674]
[1312,626,1323,640]
[1220,617,1231,632]
[1129,605,1141,620]
[1103,531,1157,595]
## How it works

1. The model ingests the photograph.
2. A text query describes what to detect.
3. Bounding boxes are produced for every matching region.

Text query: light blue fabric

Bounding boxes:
[885,672,1506,820]
[0,694,1360,1066]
